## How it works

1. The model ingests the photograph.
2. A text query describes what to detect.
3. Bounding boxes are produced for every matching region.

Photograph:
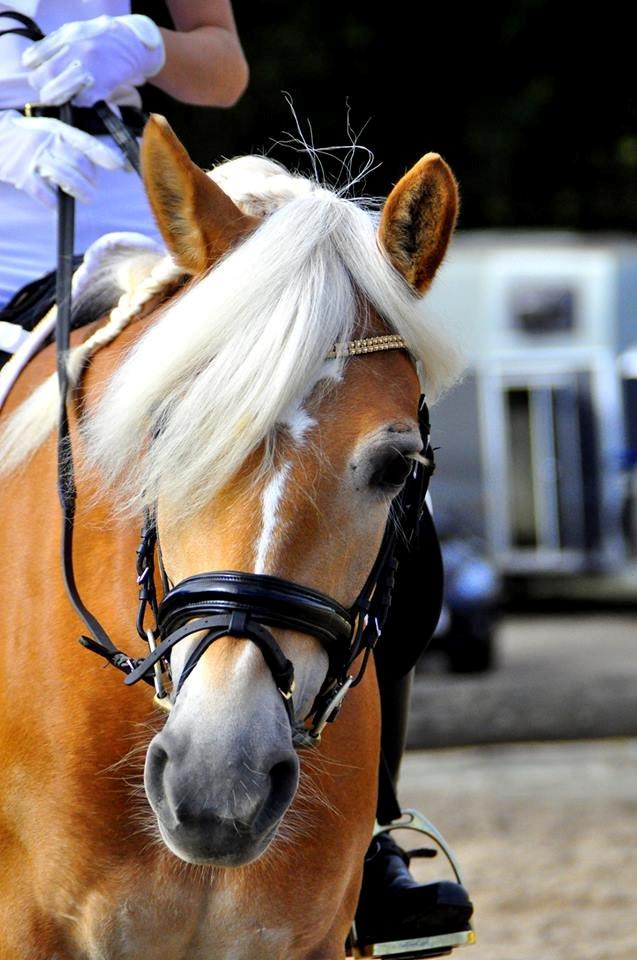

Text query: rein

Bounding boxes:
[0,12,152,676]
[3,13,436,747]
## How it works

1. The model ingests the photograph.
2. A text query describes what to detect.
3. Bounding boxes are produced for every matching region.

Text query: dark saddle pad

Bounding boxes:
[0,256,84,368]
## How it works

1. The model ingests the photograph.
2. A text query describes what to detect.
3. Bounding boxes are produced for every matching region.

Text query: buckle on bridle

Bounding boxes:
[306,675,355,743]
[146,628,171,708]
[278,679,296,701]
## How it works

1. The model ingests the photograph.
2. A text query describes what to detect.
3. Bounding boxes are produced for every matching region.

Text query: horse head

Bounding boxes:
[84,116,460,868]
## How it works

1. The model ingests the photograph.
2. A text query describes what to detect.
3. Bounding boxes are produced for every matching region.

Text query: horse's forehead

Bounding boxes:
[158,344,419,558]
[308,347,421,464]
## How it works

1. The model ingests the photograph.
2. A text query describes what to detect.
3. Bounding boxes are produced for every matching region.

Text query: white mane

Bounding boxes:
[0,157,463,517]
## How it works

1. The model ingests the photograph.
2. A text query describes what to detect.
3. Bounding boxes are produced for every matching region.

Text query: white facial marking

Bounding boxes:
[318,358,344,382]
[254,462,291,574]
[253,399,319,573]
[280,405,315,444]
[278,363,341,445]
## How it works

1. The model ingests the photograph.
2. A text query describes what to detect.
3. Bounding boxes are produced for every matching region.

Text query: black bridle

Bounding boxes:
[80,397,434,745]
[3,12,435,746]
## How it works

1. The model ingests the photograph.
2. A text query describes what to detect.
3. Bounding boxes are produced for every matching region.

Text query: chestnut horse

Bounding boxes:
[0,117,460,959]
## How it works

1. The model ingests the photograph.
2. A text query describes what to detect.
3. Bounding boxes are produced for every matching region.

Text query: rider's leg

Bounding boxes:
[380,668,412,785]
[353,504,474,951]
[353,667,473,949]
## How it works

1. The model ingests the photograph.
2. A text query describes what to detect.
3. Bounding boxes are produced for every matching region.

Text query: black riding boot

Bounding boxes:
[353,669,473,953]
[355,831,473,947]
[353,505,474,955]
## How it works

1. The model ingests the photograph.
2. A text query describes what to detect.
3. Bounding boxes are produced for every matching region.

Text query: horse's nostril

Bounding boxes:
[149,741,168,769]
[254,754,299,831]
[174,799,221,828]
[269,758,298,798]
[145,739,169,796]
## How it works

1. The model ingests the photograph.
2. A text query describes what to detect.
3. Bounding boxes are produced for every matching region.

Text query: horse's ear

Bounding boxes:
[379,154,458,294]
[141,115,259,275]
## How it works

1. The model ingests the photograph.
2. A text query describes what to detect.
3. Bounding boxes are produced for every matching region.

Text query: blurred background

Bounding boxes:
[137,3,637,957]
[137,0,637,232]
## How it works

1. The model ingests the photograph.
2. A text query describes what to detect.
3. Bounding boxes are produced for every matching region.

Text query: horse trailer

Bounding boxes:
[425,232,637,595]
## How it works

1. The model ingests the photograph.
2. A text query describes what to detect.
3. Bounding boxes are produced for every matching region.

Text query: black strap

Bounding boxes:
[125,567,354,710]
[122,402,435,720]
[55,102,126,671]
[124,612,296,721]
[10,7,150,677]
[78,633,147,678]
[0,12,147,677]
[158,571,353,651]
[376,751,403,826]
[0,12,44,41]
[14,105,146,138]
[125,616,230,684]
[94,101,142,174]
[178,612,295,702]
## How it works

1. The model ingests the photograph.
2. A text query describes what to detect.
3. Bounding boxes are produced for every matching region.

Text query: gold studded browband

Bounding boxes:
[325,334,408,360]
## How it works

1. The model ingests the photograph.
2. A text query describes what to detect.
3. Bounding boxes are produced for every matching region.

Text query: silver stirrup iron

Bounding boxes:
[350,809,476,959]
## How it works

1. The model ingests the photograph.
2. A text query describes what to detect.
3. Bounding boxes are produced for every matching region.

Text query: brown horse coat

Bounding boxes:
[0,116,458,959]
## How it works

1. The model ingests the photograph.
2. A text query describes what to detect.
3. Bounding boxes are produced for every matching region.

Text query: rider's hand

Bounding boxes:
[0,111,125,208]
[21,15,165,108]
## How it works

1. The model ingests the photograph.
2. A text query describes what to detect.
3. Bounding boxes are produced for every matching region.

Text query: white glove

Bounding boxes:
[22,15,165,108]
[0,110,125,208]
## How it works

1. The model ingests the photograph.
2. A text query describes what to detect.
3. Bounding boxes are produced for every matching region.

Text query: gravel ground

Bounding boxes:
[398,739,637,960]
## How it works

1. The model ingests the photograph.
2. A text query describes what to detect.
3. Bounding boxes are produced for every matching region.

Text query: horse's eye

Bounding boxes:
[370,452,414,489]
